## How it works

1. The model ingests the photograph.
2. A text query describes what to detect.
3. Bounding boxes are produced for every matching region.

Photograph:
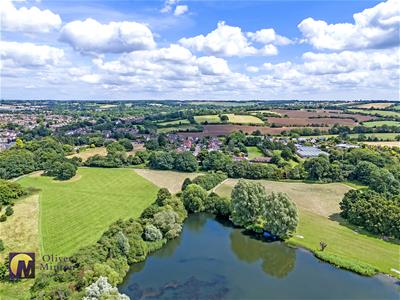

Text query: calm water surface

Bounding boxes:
[119,214,399,299]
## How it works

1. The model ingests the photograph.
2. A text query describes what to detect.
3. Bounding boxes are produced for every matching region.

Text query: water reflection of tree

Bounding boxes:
[154,235,182,258]
[184,213,208,232]
[230,230,296,278]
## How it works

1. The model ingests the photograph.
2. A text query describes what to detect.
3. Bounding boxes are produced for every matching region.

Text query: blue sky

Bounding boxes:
[1,0,399,100]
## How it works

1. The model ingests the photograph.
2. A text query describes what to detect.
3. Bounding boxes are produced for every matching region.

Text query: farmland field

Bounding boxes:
[214,179,400,277]
[353,102,395,109]
[194,114,264,125]
[362,120,400,127]
[393,105,400,111]
[177,124,330,137]
[157,125,200,133]
[226,114,264,124]
[246,146,264,159]
[194,114,222,124]
[363,141,400,147]
[134,169,200,193]
[18,168,159,256]
[267,116,357,127]
[157,119,190,126]
[348,109,400,117]
[271,109,374,122]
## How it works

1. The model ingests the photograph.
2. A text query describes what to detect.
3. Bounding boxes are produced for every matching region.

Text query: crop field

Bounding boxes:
[246,146,264,159]
[194,114,222,124]
[18,168,159,256]
[363,141,400,147]
[362,120,400,127]
[0,195,40,300]
[157,125,200,133]
[353,102,395,109]
[249,110,281,117]
[267,117,357,127]
[157,119,191,126]
[393,105,400,111]
[226,114,264,124]
[188,101,258,107]
[271,109,374,122]
[134,169,200,193]
[214,179,400,277]
[67,147,107,162]
[194,114,264,125]
[177,124,330,137]
[348,109,400,118]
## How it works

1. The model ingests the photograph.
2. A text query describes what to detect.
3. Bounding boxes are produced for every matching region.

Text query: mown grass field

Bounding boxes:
[18,168,159,256]
[363,141,400,147]
[246,146,264,159]
[362,120,400,127]
[134,169,201,193]
[0,195,40,300]
[348,109,400,117]
[214,179,400,278]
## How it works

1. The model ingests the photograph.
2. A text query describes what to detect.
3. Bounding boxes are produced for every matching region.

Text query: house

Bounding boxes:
[295,144,329,158]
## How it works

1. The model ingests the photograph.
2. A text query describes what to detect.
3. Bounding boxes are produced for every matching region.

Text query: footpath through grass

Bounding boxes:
[215,179,400,278]
[18,168,159,256]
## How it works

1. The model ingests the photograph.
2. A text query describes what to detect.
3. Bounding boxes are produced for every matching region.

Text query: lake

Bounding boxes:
[119,214,399,299]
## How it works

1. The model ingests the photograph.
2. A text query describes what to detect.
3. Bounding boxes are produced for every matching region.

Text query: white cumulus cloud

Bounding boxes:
[298,0,400,50]
[0,41,64,67]
[0,0,61,33]
[197,56,230,75]
[179,21,289,57]
[59,18,156,54]
[174,5,188,16]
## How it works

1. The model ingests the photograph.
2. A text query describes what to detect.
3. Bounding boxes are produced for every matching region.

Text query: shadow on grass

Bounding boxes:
[328,213,400,245]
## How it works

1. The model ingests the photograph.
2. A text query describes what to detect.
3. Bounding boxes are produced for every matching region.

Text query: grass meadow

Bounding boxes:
[349,109,400,118]
[214,179,400,278]
[18,168,159,256]
[362,120,400,127]
[246,146,264,159]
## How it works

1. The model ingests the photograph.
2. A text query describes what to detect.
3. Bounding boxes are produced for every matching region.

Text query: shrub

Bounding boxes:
[5,206,13,216]
[156,188,171,206]
[152,209,181,236]
[182,184,207,213]
[140,204,160,219]
[0,239,4,252]
[144,224,163,241]
[181,178,192,191]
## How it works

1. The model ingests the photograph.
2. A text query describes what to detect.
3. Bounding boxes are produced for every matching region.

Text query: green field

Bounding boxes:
[392,105,400,111]
[194,114,222,124]
[227,114,264,124]
[18,168,159,256]
[246,146,264,159]
[157,119,190,126]
[349,109,400,117]
[214,179,400,278]
[362,120,400,127]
